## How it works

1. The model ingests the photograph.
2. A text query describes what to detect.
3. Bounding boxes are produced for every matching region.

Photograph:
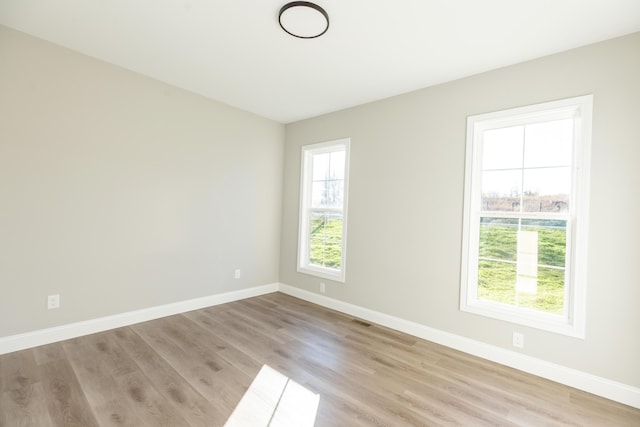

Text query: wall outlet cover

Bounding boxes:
[512,332,524,349]
[47,294,60,310]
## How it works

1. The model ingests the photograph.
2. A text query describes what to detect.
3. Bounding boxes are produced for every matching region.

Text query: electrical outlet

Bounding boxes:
[47,294,60,310]
[320,282,326,293]
[512,332,524,349]
[234,269,241,279]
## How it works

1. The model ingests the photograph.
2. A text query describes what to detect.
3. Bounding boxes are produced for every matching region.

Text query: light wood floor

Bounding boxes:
[1,292,638,426]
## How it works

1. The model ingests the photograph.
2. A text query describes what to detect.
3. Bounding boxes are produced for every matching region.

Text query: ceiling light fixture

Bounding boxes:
[279,2,329,39]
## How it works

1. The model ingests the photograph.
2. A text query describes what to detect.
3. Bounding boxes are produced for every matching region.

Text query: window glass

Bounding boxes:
[522,167,571,212]
[524,119,573,168]
[481,170,522,212]
[482,126,524,170]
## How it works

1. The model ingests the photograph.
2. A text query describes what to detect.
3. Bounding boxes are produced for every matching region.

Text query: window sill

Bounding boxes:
[461,299,584,338]
[297,265,345,283]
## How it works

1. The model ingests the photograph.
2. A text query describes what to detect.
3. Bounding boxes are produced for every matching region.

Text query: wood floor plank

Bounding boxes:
[180,310,265,379]
[91,398,146,427]
[0,349,38,395]
[112,369,190,426]
[125,368,190,426]
[39,358,100,426]
[287,343,421,426]
[0,349,55,427]
[62,334,146,426]
[1,382,55,427]
[1,292,639,426]
[432,350,586,424]
[33,342,67,366]
[304,329,519,424]
[111,326,227,426]
[131,317,253,419]
[63,333,136,374]
[189,309,289,367]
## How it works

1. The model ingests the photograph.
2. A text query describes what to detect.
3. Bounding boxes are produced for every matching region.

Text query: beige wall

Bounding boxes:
[280,32,640,387]
[0,26,284,336]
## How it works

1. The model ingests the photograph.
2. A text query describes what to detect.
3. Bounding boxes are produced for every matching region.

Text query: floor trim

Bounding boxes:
[278,283,640,409]
[0,283,279,355]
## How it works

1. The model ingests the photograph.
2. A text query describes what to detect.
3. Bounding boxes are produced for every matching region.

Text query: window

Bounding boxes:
[460,96,592,337]
[298,139,350,282]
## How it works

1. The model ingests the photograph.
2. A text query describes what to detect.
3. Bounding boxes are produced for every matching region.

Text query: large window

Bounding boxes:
[298,139,350,282]
[460,96,592,337]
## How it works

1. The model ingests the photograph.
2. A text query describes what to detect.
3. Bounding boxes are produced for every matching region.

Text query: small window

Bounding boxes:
[460,96,592,337]
[298,139,350,282]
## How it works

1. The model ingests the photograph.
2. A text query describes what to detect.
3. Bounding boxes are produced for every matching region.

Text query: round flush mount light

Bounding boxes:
[279,2,329,39]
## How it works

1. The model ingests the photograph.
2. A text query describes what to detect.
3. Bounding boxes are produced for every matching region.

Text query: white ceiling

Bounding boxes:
[1,1,639,123]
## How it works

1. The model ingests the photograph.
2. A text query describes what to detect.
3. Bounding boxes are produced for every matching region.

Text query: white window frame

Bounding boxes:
[460,96,592,337]
[297,138,350,282]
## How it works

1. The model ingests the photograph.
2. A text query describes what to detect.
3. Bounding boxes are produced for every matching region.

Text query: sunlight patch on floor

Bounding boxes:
[224,364,320,427]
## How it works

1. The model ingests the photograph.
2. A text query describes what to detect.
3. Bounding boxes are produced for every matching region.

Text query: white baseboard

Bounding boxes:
[0,283,279,355]
[278,283,640,409]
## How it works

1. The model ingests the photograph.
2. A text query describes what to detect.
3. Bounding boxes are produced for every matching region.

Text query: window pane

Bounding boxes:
[478,260,516,306]
[324,214,343,239]
[312,152,330,181]
[518,266,565,315]
[482,126,524,170]
[309,212,325,238]
[323,241,342,269]
[311,180,344,208]
[329,150,345,180]
[309,212,343,237]
[481,170,522,212]
[309,238,324,266]
[522,219,567,268]
[524,119,573,168]
[522,167,571,212]
[308,239,342,269]
[478,219,566,314]
[479,217,518,261]
[308,211,343,269]
[516,230,538,295]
